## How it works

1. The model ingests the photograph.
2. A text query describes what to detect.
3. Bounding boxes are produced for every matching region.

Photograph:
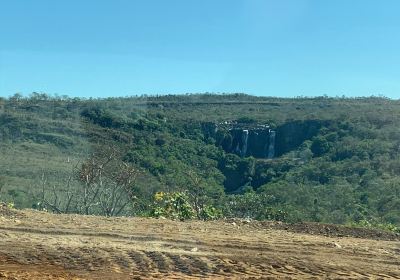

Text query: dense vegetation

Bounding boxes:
[1,93,400,230]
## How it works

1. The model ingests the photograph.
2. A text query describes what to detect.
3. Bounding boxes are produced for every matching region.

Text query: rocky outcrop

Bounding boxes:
[229,127,275,158]
[203,119,330,192]
[204,119,328,159]
[204,121,275,158]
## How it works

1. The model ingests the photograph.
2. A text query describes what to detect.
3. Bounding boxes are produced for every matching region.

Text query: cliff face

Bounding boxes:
[275,120,328,156]
[228,127,275,158]
[202,122,275,158]
[203,119,328,192]
[205,119,327,159]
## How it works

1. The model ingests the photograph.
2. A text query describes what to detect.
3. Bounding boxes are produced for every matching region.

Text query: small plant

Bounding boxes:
[32,201,48,212]
[199,205,222,221]
[150,192,195,221]
[221,192,287,222]
[263,207,288,222]
[350,219,400,233]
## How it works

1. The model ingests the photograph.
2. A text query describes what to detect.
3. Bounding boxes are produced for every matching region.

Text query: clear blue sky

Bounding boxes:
[1,0,400,98]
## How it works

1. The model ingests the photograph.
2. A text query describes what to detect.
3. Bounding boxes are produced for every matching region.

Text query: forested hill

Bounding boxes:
[1,93,400,229]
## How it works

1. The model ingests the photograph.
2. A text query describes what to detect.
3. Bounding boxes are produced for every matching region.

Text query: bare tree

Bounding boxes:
[31,146,139,217]
[77,147,139,216]
[78,149,116,215]
[31,171,77,214]
[98,162,138,216]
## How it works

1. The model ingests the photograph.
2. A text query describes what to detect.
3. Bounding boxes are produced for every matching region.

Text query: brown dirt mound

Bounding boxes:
[223,218,400,241]
[0,204,25,219]
[0,209,399,279]
[278,221,400,240]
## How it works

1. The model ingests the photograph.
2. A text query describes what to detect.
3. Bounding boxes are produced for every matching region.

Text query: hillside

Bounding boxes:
[1,93,400,227]
[0,205,399,279]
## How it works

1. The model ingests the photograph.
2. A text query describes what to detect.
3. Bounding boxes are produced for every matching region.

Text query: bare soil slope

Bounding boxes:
[0,205,399,279]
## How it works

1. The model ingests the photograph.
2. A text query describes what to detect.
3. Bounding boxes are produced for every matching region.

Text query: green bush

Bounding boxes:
[199,205,223,221]
[349,219,400,233]
[150,192,195,221]
[221,192,288,221]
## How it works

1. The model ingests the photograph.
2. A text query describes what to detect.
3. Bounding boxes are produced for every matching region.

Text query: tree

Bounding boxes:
[311,136,330,156]
[31,146,139,216]
[76,146,139,216]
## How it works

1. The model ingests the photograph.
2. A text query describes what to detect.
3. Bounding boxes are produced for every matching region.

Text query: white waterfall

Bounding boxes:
[267,130,276,159]
[241,129,249,157]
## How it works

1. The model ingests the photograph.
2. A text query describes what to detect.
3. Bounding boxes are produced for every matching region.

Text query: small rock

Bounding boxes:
[333,242,342,249]
[191,247,198,252]
[244,218,252,224]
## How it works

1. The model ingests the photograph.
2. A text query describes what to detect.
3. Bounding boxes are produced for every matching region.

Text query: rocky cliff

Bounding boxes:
[204,119,327,159]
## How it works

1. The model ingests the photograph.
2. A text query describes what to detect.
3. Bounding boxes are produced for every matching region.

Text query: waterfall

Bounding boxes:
[241,130,249,157]
[267,130,276,159]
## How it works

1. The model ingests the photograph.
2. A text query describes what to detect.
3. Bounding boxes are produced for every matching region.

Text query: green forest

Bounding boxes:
[1,93,399,231]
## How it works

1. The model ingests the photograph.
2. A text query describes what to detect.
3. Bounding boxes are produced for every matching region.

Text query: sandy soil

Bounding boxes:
[0,205,399,279]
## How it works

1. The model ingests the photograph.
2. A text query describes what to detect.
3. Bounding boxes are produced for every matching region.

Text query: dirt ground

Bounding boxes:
[0,205,399,279]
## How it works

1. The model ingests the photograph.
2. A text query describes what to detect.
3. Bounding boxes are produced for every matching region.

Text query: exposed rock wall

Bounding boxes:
[229,128,274,158]
[275,120,328,156]
[204,119,328,159]
[203,119,330,192]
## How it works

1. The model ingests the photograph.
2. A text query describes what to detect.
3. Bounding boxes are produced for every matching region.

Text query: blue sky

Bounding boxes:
[1,0,400,98]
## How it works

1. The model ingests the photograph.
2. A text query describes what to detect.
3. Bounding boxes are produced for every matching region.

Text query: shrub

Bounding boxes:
[221,192,287,221]
[349,219,400,233]
[199,205,223,221]
[150,192,195,221]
